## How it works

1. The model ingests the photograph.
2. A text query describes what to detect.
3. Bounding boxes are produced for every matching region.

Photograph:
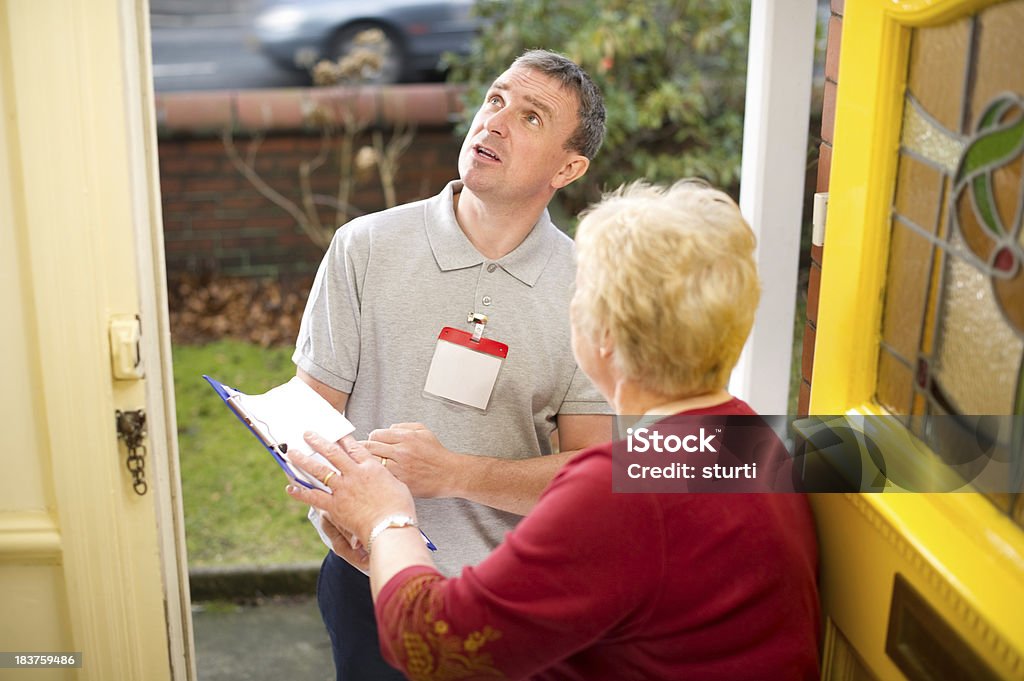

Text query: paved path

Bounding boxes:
[193,596,334,681]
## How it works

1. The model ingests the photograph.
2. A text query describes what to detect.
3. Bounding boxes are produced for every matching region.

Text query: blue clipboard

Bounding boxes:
[202,374,437,552]
[202,374,319,490]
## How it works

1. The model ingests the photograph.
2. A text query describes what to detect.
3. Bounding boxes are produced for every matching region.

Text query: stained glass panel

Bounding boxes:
[879,0,1024,523]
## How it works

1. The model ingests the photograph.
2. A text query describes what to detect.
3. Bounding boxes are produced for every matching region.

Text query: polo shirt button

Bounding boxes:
[482,295,492,306]
[486,263,497,273]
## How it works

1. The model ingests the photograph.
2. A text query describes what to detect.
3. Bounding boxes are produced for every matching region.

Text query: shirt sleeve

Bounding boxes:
[556,364,613,415]
[292,223,368,393]
[374,451,660,679]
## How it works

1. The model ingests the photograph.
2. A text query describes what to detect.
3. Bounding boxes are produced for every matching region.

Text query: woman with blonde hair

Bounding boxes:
[287,180,820,680]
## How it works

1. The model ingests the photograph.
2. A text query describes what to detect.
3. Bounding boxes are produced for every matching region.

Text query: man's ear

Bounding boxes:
[551,154,590,190]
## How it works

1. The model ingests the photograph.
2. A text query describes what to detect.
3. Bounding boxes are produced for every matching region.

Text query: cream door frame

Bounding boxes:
[0,0,193,678]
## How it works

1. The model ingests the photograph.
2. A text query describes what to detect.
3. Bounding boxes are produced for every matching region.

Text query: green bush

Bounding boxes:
[448,0,750,215]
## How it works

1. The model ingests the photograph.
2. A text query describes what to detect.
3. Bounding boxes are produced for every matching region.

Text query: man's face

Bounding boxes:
[458,65,585,202]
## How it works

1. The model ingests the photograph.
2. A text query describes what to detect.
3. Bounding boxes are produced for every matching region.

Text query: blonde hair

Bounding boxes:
[573,180,760,397]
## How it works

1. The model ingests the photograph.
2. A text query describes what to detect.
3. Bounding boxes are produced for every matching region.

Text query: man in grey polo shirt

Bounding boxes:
[293,49,611,680]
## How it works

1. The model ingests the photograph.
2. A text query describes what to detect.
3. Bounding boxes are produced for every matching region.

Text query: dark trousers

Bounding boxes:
[317,551,407,681]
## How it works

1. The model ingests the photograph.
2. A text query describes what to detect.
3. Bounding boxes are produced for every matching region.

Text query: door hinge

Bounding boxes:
[812,192,828,247]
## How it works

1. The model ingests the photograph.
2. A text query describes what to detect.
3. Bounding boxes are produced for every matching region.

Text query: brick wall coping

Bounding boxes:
[155,83,466,136]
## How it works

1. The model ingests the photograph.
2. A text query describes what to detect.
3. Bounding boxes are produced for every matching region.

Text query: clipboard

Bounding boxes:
[202,374,438,553]
[203,374,352,492]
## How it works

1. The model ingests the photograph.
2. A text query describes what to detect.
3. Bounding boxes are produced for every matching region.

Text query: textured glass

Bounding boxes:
[969,1,1024,133]
[892,146,944,230]
[877,349,914,415]
[901,97,964,174]
[932,242,1023,415]
[907,17,970,133]
[883,201,938,361]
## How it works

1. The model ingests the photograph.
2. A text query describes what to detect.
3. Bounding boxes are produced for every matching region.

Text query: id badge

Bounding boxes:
[423,326,508,411]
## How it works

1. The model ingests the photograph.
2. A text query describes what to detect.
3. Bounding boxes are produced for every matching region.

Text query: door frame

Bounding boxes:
[126,0,197,677]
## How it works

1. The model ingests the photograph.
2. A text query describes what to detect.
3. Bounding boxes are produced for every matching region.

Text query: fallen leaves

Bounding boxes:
[168,273,311,347]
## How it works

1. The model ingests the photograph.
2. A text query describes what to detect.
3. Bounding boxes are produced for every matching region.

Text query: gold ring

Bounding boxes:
[321,471,336,485]
[378,456,388,468]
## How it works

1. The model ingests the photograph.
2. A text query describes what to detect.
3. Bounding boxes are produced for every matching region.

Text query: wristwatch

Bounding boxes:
[367,514,419,554]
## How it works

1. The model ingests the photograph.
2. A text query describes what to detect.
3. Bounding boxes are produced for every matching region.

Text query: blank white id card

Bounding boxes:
[423,326,508,411]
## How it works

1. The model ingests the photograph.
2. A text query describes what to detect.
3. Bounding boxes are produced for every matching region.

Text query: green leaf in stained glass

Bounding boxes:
[955,95,1024,238]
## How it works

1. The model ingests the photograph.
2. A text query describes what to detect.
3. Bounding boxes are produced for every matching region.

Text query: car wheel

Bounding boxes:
[327,22,405,85]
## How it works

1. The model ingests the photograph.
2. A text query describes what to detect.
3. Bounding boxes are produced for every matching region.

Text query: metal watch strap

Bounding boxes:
[366,514,418,554]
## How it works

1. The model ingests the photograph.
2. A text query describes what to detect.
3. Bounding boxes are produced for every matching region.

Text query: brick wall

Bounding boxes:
[157,84,463,279]
[798,0,842,416]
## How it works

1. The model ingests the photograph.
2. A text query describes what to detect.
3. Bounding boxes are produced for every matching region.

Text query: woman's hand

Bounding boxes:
[286,432,416,549]
[316,510,370,571]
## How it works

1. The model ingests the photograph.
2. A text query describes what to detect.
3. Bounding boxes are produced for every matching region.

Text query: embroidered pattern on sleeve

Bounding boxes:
[388,573,506,681]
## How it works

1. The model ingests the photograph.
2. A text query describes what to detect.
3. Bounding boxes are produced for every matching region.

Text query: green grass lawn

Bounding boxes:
[173,340,328,567]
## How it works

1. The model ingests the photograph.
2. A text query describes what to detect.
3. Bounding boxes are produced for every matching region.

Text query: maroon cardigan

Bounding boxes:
[376,398,820,680]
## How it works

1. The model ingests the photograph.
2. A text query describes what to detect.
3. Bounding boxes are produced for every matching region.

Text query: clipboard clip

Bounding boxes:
[467,312,488,343]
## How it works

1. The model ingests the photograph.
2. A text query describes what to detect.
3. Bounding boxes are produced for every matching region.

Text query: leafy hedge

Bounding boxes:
[447,0,750,215]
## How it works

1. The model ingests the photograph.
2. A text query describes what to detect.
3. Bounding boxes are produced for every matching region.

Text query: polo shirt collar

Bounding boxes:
[425,181,559,287]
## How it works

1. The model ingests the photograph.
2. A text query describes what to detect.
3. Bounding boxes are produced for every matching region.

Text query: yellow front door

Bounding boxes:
[0,1,193,679]
[812,0,1024,679]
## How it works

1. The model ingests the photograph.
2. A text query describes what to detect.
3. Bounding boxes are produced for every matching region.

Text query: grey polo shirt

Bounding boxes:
[294,180,610,575]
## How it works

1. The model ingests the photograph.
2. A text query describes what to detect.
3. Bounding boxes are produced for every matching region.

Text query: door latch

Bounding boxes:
[110,315,144,380]
[116,409,148,495]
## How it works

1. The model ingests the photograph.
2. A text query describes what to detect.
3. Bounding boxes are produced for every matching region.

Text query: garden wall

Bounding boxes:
[156,84,465,279]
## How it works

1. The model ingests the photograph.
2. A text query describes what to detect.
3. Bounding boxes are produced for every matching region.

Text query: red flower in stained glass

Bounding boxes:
[952,94,1024,335]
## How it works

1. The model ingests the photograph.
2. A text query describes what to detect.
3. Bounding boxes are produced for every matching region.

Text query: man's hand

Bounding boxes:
[362,415,612,515]
[362,423,464,499]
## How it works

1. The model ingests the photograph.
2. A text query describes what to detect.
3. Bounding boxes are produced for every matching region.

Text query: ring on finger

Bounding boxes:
[378,456,388,468]
[321,470,336,485]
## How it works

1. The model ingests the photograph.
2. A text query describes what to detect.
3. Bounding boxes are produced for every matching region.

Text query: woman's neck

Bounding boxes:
[613,382,733,416]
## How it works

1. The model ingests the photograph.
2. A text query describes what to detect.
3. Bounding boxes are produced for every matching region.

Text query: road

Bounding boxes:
[151,15,308,92]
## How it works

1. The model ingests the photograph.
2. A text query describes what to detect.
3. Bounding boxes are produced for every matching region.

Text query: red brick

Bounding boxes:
[821,80,837,144]
[825,16,842,83]
[811,244,824,267]
[236,89,308,131]
[157,91,232,132]
[806,262,822,325]
[798,380,812,417]
[307,87,380,127]
[161,201,194,214]
[801,322,817,381]
[217,196,266,211]
[246,216,299,230]
[816,142,832,192]
[160,177,183,193]
[164,156,221,175]
[247,136,301,153]
[192,217,242,231]
[169,237,214,249]
[380,84,453,127]
[185,177,240,193]
[157,141,184,158]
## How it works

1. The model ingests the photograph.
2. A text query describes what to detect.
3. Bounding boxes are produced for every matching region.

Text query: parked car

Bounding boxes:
[253,0,480,84]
